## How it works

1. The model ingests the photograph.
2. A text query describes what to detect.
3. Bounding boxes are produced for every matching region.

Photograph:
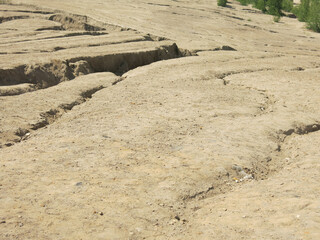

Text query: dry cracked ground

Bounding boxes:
[0,0,320,239]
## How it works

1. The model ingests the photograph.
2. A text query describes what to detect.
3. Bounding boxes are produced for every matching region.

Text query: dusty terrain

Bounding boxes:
[0,0,319,239]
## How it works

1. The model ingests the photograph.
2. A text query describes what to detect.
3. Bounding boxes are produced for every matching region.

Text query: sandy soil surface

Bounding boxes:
[0,0,320,239]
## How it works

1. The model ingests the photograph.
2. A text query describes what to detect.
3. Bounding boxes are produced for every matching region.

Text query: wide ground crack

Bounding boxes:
[0,4,192,96]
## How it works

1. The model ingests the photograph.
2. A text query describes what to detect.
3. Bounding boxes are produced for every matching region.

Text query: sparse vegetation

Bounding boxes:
[0,0,11,4]
[236,0,282,21]
[218,0,228,7]
[236,0,283,15]
[233,0,319,32]
[292,0,320,32]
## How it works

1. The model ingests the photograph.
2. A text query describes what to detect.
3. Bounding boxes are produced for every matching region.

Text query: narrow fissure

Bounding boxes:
[179,121,320,206]
[0,83,116,149]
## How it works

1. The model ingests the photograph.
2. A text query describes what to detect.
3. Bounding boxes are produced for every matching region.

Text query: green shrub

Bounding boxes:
[254,0,267,12]
[281,0,293,12]
[267,0,283,16]
[218,0,227,7]
[307,0,320,32]
[298,0,310,21]
[291,5,300,16]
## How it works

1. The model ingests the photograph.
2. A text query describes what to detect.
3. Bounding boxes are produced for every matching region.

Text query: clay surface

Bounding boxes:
[0,1,319,239]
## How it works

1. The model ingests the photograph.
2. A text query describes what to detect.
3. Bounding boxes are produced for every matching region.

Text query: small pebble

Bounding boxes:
[232,165,243,172]
[169,219,177,225]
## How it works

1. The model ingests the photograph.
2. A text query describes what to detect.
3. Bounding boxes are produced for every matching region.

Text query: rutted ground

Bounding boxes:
[0,1,320,239]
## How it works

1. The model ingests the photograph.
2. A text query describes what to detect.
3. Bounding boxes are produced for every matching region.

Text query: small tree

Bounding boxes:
[218,0,227,7]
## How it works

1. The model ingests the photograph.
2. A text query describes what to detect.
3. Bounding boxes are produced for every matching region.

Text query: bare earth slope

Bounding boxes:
[0,1,319,239]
